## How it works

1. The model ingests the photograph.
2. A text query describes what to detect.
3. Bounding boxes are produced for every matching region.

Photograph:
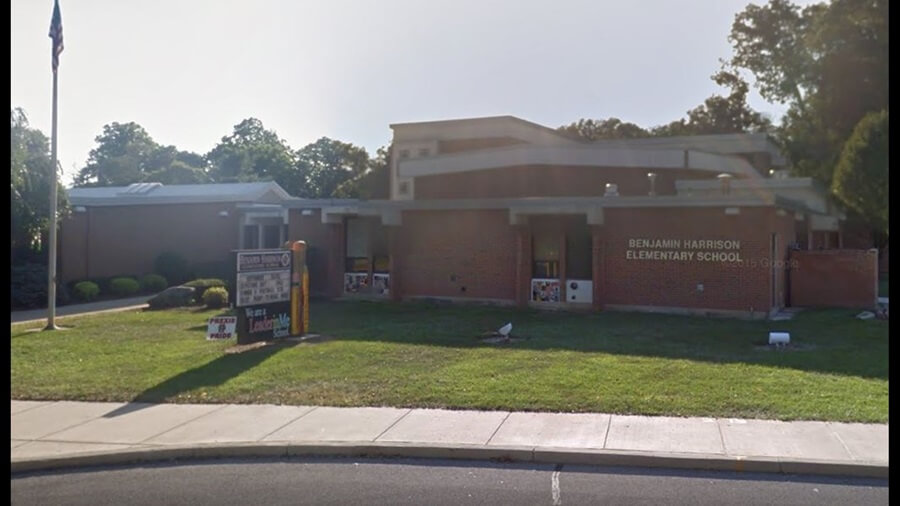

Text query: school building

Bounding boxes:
[60,115,881,317]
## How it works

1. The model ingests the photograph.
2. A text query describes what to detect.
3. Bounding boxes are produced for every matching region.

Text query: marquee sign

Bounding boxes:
[235,250,292,307]
[233,249,293,343]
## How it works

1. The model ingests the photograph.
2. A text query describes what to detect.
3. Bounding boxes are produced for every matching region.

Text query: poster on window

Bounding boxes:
[531,278,560,303]
[373,273,390,296]
[344,272,369,294]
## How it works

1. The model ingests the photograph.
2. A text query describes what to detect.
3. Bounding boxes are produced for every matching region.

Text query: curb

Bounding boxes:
[10,442,888,479]
[11,304,149,325]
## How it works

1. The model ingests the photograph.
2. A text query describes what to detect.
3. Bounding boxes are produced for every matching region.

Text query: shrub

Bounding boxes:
[10,263,48,309]
[184,278,227,303]
[139,274,168,293]
[154,252,190,286]
[147,286,196,310]
[109,277,140,297]
[73,281,100,302]
[203,286,229,309]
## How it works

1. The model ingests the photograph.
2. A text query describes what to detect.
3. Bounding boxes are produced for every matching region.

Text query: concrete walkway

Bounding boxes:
[10,295,152,324]
[10,400,888,477]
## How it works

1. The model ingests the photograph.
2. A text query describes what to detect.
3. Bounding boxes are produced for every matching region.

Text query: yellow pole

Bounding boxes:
[302,264,309,334]
[289,241,302,336]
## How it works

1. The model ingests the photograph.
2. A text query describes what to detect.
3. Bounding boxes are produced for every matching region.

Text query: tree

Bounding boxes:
[831,110,888,241]
[295,137,370,198]
[74,122,159,186]
[206,118,297,190]
[557,118,650,141]
[10,108,67,262]
[726,0,888,187]
[652,69,774,136]
[333,144,392,200]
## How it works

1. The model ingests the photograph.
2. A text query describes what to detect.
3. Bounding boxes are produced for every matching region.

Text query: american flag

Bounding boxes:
[49,0,63,71]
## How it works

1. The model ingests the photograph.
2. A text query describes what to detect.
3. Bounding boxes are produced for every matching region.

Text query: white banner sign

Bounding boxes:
[207,316,237,340]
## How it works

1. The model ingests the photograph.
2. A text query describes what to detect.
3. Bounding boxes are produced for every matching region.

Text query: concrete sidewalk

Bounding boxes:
[10,295,152,324]
[10,400,888,477]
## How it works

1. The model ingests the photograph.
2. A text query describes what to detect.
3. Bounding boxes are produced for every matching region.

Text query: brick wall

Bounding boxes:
[59,203,240,282]
[600,207,784,313]
[288,209,340,296]
[790,250,878,308]
[437,137,525,154]
[397,210,517,301]
[414,166,725,199]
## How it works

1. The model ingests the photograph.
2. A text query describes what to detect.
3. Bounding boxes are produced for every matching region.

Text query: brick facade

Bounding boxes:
[790,250,878,308]
[414,165,728,199]
[60,202,240,283]
[395,210,518,302]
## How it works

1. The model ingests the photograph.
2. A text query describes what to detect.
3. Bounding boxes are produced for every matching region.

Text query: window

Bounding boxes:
[263,224,281,249]
[566,228,592,279]
[243,225,259,249]
[532,232,560,278]
[398,181,410,195]
[418,148,430,157]
[399,149,410,159]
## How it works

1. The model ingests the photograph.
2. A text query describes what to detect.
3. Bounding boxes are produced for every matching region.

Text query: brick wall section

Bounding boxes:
[600,207,781,313]
[59,203,240,283]
[288,209,340,296]
[437,137,526,154]
[414,165,727,199]
[59,211,89,281]
[790,250,878,308]
[397,210,517,301]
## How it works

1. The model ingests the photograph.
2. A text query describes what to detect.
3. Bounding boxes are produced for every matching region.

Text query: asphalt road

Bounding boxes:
[11,457,888,506]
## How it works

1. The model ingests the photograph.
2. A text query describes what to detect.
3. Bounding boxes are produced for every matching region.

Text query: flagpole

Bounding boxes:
[45,66,60,331]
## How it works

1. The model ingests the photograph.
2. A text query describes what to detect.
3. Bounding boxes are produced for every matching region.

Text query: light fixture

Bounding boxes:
[301,209,314,216]
[717,173,734,195]
[647,172,657,196]
[218,210,229,217]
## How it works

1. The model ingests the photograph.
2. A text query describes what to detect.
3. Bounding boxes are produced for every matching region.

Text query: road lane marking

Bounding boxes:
[552,464,562,505]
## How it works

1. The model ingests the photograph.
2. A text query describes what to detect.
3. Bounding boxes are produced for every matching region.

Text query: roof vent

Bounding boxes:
[118,182,162,195]
[604,183,619,197]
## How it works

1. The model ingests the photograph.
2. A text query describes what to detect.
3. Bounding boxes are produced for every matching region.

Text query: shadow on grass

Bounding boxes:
[308,300,889,381]
[104,341,296,417]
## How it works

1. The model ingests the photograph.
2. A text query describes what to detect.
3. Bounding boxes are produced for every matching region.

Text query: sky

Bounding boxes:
[11,0,819,187]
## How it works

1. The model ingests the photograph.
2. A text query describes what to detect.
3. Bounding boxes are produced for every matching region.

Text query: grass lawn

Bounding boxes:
[10,300,888,423]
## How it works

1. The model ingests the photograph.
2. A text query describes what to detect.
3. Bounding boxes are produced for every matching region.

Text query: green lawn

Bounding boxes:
[10,300,889,423]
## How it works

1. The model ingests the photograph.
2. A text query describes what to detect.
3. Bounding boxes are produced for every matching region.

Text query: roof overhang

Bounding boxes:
[318,193,813,226]
[397,145,760,178]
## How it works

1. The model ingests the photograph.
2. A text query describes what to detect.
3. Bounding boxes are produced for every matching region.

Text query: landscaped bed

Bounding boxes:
[10,300,888,423]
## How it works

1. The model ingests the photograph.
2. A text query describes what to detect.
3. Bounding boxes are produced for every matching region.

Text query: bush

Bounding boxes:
[109,277,140,297]
[73,281,100,302]
[184,278,227,303]
[139,274,168,293]
[148,286,196,310]
[202,286,229,309]
[11,263,47,309]
[154,252,190,286]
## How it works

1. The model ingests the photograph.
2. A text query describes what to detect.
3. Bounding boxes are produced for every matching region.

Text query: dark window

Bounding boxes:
[263,224,281,249]
[243,225,259,249]
[566,228,592,279]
